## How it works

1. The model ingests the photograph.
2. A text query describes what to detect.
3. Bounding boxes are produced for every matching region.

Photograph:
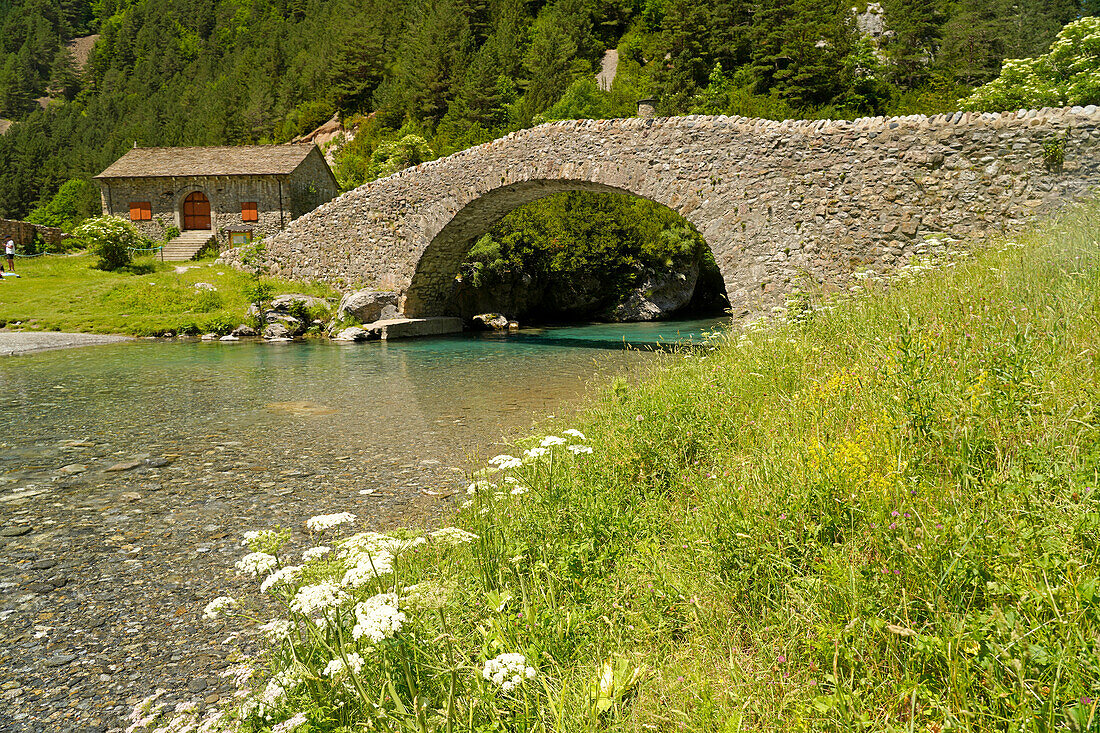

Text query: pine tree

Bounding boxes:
[882,0,942,89]
[938,0,1012,85]
[48,47,81,101]
[383,0,473,124]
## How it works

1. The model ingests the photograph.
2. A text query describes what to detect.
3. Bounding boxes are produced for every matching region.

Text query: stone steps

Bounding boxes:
[161,231,215,261]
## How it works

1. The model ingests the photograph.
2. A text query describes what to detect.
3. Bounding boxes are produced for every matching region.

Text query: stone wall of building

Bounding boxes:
[289,148,340,218]
[229,106,1100,317]
[98,175,293,245]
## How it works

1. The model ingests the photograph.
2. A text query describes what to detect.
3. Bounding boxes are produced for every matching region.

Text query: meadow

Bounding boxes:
[135,201,1100,732]
[0,254,336,336]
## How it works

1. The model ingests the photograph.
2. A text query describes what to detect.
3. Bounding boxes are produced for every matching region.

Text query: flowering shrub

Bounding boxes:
[72,215,143,270]
[962,16,1100,111]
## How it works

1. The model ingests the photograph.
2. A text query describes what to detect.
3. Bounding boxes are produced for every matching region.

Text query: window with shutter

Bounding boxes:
[129,202,152,221]
[241,202,259,222]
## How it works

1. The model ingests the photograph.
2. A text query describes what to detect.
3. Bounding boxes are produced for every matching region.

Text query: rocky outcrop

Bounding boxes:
[247,293,332,339]
[333,326,373,342]
[603,261,701,322]
[270,293,330,313]
[471,313,510,330]
[230,324,258,337]
[338,289,400,324]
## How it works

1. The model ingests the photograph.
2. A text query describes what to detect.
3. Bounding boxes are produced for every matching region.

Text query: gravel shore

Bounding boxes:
[0,440,456,731]
[0,332,132,357]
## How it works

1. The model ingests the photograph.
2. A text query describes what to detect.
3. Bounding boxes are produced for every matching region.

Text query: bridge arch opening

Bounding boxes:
[402,181,729,324]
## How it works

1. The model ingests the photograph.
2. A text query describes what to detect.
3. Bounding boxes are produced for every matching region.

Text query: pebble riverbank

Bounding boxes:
[0,439,459,731]
[0,332,132,357]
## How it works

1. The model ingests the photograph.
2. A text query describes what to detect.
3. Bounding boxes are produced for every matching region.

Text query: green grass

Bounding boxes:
[141,202,1100,733]
[0,253,338,336]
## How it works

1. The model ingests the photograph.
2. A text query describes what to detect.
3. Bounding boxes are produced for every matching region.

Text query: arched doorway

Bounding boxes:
[182,192,211,230]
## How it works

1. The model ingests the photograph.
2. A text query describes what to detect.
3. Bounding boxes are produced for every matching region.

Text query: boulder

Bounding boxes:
[603,262,700,322]
[333,326,373,342]
[471,313,509,330]
[338,289,400,324]
[269,293,330,313]
[230,324,258,337]
[263,322,292,340]
[264,313,304,338]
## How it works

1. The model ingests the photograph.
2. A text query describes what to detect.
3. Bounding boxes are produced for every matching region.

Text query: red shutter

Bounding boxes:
[129,202,151,221]
[241,202,259,222]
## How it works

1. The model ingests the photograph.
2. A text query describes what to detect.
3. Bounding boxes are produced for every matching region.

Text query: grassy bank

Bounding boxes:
[143,203,1100,733]
[0,253,336,336]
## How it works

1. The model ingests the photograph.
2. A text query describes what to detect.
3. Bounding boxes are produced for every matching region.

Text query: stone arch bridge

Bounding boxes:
[248,107,1100,318]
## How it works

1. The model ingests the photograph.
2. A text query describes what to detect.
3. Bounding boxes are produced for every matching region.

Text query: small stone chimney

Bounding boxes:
[637,98,657,119]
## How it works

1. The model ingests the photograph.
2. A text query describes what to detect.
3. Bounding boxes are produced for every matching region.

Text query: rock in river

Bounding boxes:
[338,289,400,324]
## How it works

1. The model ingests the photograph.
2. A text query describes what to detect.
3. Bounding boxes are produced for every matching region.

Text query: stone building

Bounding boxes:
[93,144,339,248]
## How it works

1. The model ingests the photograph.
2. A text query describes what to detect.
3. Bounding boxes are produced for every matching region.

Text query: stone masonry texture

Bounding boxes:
[227,107,1100,317]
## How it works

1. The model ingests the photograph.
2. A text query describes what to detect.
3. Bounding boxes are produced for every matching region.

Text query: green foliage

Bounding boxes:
[25,178,101,233]
[962,16,1100,112]
[72,214,139,270]
[1043,135,1067,171]
[368,134,433,179]
[460,191,707,315]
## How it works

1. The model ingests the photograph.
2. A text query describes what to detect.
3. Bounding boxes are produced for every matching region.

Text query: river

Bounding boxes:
[0,318,723,732]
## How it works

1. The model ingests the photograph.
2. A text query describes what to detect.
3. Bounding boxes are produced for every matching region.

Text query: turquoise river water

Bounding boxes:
[0,318,725,509]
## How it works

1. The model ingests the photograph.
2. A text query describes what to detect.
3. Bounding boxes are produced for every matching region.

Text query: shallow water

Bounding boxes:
[0,318,725,504]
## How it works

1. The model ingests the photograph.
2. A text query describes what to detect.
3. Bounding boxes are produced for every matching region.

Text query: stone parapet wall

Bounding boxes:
[233,106,1100,317]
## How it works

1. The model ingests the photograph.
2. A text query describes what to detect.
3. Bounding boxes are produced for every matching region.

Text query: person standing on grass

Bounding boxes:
[4,237,13,272]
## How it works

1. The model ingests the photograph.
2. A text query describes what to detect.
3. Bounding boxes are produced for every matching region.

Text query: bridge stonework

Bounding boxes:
[248,107,1100,317]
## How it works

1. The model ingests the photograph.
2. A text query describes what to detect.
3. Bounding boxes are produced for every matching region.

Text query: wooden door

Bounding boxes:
[182,192,211,230]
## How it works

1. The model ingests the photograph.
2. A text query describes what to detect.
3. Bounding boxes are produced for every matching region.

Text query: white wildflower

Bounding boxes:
[305,512,356,532]
[260,565,302,594]
[510,486,528,495]
[196,711,225,733]
[289,582,348,615]
[540,435,566,447]
[483,653,538,693]
[258,618,293,640]
[302,546,331,562]
[567,444,594,455]
[430,527,478,545]
[241,529,281,548]
[337,531,403,557]
[352,593,406,642]
[562,429,586,440]
[202,596,237,621]
[322,652,365,677]
[272,713,308,733]
[466,479,494,495]
[488,454,522,469]
[220,663,253,688]
[235,552,278,578]
[401,581,449,608]
[340,549,395,586]
[523,446,549,460]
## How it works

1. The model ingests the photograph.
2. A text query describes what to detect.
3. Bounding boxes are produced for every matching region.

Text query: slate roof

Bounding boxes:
[94,144,319,179]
